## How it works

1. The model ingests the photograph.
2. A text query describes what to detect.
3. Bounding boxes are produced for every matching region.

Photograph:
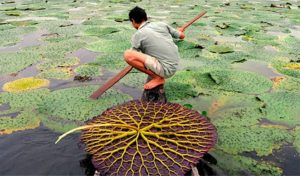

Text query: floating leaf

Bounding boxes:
[294,127,300,153]
[74,64,101,77]
[208,45,234,54]
[76,100,217,175]
[84,27,120,37]
[258,91,300,126]
[2,77,49,92]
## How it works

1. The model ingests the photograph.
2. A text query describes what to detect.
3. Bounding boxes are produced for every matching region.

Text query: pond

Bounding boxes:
[0,0,300,175]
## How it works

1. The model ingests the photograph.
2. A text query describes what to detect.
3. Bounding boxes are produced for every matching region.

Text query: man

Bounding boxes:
[123,6,185,90]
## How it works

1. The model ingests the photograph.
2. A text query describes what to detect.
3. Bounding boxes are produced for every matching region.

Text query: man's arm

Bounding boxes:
[177,27,185,39]
[166,24,185,40]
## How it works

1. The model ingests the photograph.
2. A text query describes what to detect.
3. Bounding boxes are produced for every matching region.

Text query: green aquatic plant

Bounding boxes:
[294,127,300,153]
[272,76,300,92]
[36,57,80,70]
[8,20,38,27]
[2,77,49,92]
[86,38,131,53]
[37,68,73,80]
[0,49,42,75]
[165,81,198,101]
[257,91,300,126]
[216,126,292,156]
[4,11,21,16]
[93,53,127,70]
[212,150,282,176]
[120,71,147,89]
[84,26,120,37]
[56,100,217,176]
[74,64,101,77]
[208,45,234,54]
[38,86,132,132]
[0,109,41,135]
[273,61,300,79]
[0,26,36,47]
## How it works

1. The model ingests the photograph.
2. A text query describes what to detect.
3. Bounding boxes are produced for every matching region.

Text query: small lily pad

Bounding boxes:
[2,77,49,92]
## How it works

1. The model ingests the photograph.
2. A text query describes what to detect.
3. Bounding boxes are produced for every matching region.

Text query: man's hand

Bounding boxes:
[177,28,185,39]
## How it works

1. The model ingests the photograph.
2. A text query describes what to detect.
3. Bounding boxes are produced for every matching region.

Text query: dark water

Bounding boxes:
[0,126,92,175]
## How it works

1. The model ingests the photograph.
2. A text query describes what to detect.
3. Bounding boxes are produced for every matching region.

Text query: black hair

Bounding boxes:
[129,6,147,23]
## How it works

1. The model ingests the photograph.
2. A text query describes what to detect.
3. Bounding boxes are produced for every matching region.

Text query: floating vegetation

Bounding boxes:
[8,20,38,27]
[36,57,80,70]
[4,11,21,16]
[2,77,49,92]
[120,71,147,89]
[86,38,131,53]
[0,109,41,135]
[217,126,292,156]
[38,86,132,132]
[74,64,101,77]
[84,26,120,37]
[0,26,37,47]
[294,127,300,153]
[258,91,300,126]
[0,49,41,75]
[165,81,198,101]
[38,68,73,80]
[93,53,127,70]
[212,150,283,176]
[56,100,217,175]
[272,76,300,92]
[208,45,234,54]
[273,62,300,79]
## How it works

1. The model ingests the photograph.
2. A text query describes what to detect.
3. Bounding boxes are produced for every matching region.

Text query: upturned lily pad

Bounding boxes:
[2,77,49,92]
[38,86,132,132]
[257,91,300,126]
[73,100,217,175]
[208,45,234,54]
[74,64,101,77]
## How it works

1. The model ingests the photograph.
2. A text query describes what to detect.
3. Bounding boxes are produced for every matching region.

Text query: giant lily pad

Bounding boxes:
[257,91,300,126]
[57,100,217,175]
[38,86,132,132]
[84,26,120,37]
[208,45,234,54]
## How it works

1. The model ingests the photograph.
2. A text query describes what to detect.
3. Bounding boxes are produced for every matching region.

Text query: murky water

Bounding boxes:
[233,60,282,79]
[0,126,90,175]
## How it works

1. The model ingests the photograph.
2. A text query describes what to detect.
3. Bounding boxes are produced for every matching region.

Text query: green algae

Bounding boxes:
[208,45,234,54]
[8,20,38,27]
[84,26,120,37]
[294,127,300,153]
[74,64,101,77]
[211,150,283,176]
[2,77,49,92]
[4,11,21,16]
[257,91,300,126]
[0,49,42,76]
[38,86,132,132]
[0,109,41,135]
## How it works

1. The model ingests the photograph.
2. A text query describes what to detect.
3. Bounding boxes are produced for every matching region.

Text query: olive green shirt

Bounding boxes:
[131,21,181,78]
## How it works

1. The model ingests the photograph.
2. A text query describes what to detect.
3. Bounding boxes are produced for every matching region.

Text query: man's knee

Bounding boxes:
[123,50,136,63]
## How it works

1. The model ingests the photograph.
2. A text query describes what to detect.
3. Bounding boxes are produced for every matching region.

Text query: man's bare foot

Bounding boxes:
[144,77,165,89]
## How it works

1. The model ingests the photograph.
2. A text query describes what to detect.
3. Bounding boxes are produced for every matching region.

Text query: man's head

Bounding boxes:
[129,6,147,29]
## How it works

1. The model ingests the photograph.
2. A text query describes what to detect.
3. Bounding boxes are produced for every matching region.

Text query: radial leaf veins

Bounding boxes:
[81,100,217,176]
